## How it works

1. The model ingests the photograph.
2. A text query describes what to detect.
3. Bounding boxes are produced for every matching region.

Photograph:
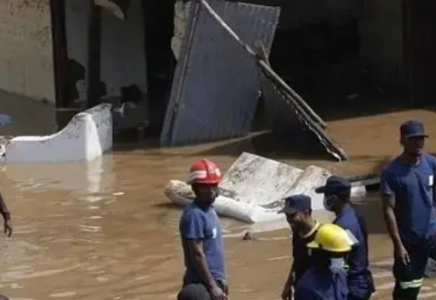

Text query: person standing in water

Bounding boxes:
[177,159,228,300]
[279,194,321,300]
[0,191,12,237]
[316,176,375,300]
[294,223,356,300]
[381,120,436,300]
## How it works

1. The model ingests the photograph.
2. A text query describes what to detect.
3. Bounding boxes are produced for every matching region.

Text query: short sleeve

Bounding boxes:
[181,210,205,240]
[427,154,436,173]
[380,170,394,196]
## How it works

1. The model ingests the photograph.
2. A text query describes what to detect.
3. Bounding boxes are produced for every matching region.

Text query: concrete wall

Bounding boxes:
[65,0,147,100]
[0,0,55,103]
[359,0,406,87]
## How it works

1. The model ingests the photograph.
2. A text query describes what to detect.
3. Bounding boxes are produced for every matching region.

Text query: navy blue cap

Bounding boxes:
[278,194,311,215]
[400,120,428,138]
[315,175,351,194]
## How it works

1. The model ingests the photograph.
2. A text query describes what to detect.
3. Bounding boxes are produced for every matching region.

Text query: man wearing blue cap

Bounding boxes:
[316,176,375,300]
[381,120,436,300]
[279,194,321,300]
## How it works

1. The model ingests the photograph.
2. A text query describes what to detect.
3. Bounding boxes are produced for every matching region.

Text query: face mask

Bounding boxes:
[329,258,346,272]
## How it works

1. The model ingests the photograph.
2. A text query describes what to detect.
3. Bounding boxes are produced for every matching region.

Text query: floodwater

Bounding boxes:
[2,93,436,299]
[0,152,435,300]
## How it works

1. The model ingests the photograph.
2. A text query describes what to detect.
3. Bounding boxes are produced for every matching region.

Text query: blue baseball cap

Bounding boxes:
[315,175,351,194]
[278,194,312,215]
[400,120,428,138]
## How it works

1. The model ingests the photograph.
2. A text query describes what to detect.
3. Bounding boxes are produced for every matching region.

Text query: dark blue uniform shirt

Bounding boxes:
[294,263,349,300]
[381,153,436,245]
[292,221,320,285]
[334,205,375,298]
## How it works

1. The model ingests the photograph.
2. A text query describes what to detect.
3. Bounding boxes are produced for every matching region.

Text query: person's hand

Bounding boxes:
[4,220,12,237]
[221,281,229,296]
[394,243,409,265]
[281,282,293,300]
[210,284,227,300]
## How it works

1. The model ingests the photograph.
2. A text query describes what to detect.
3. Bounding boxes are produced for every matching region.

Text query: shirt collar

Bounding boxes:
[333,204,353,223]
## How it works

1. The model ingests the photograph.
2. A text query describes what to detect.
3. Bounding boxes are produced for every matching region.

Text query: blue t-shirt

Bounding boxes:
[179,200,226,284]
[334,205,375,298]
[294,264,349,300]
[380,153,436,245]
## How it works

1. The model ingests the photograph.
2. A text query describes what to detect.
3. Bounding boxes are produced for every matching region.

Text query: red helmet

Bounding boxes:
[187,158,222,185]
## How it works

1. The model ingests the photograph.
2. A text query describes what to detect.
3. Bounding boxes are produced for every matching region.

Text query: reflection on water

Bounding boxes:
[0,152,427,300]
[6,156,115,196]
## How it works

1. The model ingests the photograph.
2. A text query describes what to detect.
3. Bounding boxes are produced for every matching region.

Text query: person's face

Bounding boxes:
[192,183,219,205]
[286,210,308,230]
[401,136,425,156]
[323,193,340,211]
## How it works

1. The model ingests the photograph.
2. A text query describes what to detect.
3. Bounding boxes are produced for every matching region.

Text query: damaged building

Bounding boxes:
[7,0,433,159]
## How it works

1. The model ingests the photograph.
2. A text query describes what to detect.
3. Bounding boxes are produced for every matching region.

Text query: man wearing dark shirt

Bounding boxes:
[316,176,375,300]
[381,120,436,300]
[279,194,321,300]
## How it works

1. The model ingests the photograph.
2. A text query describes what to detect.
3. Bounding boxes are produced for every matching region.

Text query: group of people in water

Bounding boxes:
[176,120,436,300]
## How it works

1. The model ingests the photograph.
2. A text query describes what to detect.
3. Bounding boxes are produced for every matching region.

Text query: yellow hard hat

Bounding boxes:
[307,224,357,253]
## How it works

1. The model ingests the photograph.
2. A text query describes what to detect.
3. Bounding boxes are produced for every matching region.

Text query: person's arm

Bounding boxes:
[186,239,220,290]
[380,171,408,264]
[0,191,10,222]
[285,263,294,287]
[181,213,225,299]
[380,171,401,246]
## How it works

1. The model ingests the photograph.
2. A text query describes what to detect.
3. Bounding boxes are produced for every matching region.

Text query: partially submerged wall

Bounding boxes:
[0,0,55,103]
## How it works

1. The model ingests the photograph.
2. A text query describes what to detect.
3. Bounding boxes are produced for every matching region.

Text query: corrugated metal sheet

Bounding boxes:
[161,0,280,146]
[257,61,349,161]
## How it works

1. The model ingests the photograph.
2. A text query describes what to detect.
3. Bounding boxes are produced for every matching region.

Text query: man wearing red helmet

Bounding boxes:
[177,159,228,300]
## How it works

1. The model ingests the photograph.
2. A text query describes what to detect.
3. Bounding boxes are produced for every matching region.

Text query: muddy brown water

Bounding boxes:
[2,94,436,299]
[0,152,435,300]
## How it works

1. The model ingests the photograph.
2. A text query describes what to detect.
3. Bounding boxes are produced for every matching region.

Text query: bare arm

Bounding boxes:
[186,239,219,290]
[382,194,402,247]
[0,191,10,221]
[285,263,294,286]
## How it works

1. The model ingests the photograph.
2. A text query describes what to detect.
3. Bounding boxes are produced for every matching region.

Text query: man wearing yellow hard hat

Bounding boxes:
[294,223,358,300]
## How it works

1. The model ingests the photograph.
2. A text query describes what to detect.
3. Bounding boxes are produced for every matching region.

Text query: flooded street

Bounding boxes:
[2,94,436,299]
[0,151,434,300]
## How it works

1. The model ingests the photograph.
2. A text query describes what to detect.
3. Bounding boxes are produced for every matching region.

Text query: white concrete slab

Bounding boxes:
[5,104,112,163]
[220,152,303,206]
[165,152,367,224]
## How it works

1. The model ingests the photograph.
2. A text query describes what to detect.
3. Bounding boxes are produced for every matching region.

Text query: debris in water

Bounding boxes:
[242,231,257,241]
